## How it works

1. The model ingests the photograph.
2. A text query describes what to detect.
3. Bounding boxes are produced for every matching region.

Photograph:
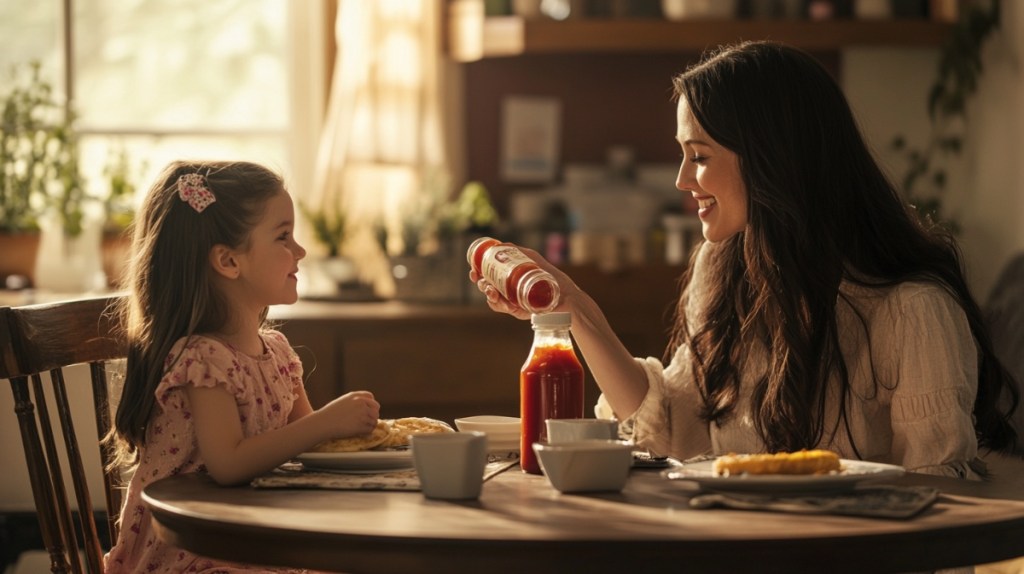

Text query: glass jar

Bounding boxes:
[519,311,585,474]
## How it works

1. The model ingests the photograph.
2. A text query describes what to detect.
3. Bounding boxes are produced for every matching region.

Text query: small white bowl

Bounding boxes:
[455,415,521,452]
[532,440,633,493]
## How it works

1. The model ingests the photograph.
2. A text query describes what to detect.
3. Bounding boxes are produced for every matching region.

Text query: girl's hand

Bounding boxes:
[468,245,579,320]
[321,390,380,438]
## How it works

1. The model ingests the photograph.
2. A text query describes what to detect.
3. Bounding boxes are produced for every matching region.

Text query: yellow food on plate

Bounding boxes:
[310,417,455,453]
[311,419,393,453]
[712,449,842,476]
[378,417,455,448]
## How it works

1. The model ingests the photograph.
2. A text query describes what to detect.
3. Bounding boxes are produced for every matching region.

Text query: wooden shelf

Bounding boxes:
[447,8,952,62]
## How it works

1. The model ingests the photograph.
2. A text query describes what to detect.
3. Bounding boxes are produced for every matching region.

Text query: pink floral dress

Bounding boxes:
[104,330,313,574]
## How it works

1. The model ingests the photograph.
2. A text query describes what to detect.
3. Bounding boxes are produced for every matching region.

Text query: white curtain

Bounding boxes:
[311,0,459,296]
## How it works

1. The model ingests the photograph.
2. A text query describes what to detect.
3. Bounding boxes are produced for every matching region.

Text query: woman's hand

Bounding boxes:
[469,245,580,320]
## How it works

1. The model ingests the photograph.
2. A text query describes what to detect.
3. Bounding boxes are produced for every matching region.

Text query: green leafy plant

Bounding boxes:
[299,200,347,258]
[890,1,1000,230]
[0,60,87,236]
[440,180,499,236]
[102,146,142,233]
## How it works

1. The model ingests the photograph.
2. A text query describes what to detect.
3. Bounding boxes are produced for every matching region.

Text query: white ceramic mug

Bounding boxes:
[411,431,488,500]
[545,418,619,443]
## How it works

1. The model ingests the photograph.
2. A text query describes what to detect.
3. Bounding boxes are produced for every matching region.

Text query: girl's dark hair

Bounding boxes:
[667,41,1017,454]
[106,160,285,468]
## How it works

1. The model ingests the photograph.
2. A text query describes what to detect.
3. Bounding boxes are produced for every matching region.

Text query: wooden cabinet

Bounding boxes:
[447,2,952,62]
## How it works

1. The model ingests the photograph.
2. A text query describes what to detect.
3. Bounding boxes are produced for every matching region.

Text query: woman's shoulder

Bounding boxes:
[841,279,967,336]
[843,278,956,307]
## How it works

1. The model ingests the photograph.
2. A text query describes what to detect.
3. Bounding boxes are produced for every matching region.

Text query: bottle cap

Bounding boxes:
[531,311,571,328]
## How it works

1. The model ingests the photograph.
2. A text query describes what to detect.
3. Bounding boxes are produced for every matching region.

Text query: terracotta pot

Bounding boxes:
[102,229,133,288]
[0,231,42,288]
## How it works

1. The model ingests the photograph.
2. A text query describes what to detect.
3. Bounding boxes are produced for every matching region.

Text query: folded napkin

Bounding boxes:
[688,485,939,519]
[252,452,519,491]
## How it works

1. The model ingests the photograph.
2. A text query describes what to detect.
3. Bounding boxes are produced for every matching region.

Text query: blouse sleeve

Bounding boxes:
[610,241,714,460]
[883,284,980,478]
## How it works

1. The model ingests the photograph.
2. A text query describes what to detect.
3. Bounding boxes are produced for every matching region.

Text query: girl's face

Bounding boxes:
[236,190,306,307]
[675,98,748,243]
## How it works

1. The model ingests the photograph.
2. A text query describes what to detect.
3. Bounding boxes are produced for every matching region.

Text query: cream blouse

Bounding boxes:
[604,242,982,479]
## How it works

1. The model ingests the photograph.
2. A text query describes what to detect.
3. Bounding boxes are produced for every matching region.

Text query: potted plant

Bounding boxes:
[0,60,93,288]
[100,147,141,287]
[382,180,500,303]
[890,1,1000,231]
[1,60,140,290]
[298,199,358,297]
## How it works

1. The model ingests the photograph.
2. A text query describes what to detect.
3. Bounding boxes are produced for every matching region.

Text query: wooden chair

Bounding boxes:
[0,295,127,574]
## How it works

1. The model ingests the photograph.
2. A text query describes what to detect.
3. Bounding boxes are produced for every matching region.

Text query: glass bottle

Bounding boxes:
[519,311,585,474]
[467,237,560,314]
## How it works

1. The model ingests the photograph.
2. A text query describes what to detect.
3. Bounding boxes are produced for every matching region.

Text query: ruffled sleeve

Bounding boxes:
[156,336,250,407]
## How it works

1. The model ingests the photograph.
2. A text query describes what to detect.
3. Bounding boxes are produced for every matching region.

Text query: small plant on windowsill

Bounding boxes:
[299,200,347,259]
[0,60,86,238]
[298,199,359,293]
[890,1,1000,233]
[102,147,141,235]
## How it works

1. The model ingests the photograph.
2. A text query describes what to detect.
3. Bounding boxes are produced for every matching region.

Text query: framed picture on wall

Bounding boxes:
[500,95,561,183]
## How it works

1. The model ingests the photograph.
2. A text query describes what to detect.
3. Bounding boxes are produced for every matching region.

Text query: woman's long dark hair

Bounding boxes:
[667,41,1017,454]
[105,160,285,469]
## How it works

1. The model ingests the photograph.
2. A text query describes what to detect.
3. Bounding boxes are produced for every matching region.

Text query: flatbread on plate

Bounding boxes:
[378,417,455,448]
[311,419,393,453]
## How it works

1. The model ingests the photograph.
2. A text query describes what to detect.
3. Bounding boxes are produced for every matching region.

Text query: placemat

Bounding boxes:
[688,485,940,519]
[252,452,519,491]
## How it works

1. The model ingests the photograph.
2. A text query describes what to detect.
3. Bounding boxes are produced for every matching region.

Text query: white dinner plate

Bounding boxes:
[663,458,905,494]
[296,450,414,474]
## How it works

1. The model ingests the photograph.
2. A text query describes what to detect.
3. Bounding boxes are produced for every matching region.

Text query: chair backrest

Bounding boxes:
[0,295,127,574]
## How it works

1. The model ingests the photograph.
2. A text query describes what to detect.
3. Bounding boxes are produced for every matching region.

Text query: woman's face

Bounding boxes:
[675,98,748,243]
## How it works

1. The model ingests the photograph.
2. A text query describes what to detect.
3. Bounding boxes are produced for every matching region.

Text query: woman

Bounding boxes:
[473,41,1017,478]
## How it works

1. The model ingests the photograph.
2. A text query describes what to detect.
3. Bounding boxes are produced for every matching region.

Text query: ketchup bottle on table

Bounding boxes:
[467,237,560,315]
[519,312,585,474]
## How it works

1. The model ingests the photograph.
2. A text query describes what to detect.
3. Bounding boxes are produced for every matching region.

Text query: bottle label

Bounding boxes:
[482,245,532,299]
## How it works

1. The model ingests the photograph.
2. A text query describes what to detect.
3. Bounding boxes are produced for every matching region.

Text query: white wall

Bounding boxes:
[959,1,1024,300]
[843,3,1024,301]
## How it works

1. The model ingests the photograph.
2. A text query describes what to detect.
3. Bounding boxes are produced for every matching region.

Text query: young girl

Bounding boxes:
[473,41,1019,478]
[104,160,380,573]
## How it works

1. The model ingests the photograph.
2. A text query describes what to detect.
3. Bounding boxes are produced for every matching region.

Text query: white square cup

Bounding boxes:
[411,431,489,500]
[545,418,619,443]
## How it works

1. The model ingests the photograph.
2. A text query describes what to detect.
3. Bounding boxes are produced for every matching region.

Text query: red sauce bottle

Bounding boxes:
[467,237,560,315]
[519,312,585,474]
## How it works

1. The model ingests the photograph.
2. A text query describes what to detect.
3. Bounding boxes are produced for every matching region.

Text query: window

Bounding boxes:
[0,0,322,207]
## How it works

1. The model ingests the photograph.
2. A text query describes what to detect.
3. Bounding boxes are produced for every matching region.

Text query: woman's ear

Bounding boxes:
[209,244,241,279]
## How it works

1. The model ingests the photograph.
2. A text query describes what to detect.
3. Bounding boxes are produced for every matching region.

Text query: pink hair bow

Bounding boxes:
[177,173,216,213]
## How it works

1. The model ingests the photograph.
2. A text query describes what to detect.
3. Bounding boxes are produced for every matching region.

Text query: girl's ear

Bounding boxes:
[209,244,241,279]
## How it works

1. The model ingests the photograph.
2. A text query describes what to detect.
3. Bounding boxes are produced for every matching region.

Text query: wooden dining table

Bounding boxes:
[142,452,1024,574]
